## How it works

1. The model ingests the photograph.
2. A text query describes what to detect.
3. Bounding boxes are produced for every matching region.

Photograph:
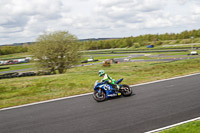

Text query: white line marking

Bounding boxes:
[130,73,200,87]
[0,72,200,112]
[0,93,92,111]
[145,117,200,133]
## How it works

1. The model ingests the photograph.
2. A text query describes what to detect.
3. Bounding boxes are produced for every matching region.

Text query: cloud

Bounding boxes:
[0,0,200,45]
[94,0,169,28]
[94,0,198,30]
[0,0,71,44]
[191,2,200,15]
[95,0,166,15]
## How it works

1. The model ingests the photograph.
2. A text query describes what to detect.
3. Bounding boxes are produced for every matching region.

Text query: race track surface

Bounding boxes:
[0,74,200,133]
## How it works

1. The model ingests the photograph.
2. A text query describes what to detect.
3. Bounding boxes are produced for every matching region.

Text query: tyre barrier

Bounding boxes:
[0,72,36,79]
[0,67,10,70]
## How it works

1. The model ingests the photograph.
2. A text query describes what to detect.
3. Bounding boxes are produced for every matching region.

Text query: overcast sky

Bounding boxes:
[0,0,200,45]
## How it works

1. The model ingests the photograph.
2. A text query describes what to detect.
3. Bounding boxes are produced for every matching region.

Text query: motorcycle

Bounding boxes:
[93,78,132,102]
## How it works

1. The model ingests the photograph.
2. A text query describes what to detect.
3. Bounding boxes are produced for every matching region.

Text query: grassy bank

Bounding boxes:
[159,120,200,133]
[0,58,200,109]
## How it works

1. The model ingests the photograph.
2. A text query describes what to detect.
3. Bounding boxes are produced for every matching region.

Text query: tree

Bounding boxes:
[29,31,81,74]
[126,38,133,47]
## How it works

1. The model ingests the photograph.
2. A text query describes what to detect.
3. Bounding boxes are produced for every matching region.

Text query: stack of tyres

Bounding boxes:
[0,72,18,79]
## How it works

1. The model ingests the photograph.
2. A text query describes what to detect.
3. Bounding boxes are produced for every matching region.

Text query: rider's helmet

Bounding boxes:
[99,70,105,77]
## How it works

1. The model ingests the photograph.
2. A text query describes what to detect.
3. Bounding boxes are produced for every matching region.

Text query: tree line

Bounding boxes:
[0,44,28,55]
[1,28,200,56]
[80,29,200,50]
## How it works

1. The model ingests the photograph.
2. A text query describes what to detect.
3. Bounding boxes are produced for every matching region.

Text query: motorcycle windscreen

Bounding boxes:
[116,78,123,84]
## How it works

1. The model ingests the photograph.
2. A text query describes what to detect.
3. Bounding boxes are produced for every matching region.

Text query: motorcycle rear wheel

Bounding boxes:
[120,84,132,96]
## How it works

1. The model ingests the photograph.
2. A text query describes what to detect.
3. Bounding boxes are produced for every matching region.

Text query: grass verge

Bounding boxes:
[0,58,200,109]
[0,63,35,73]
[159,120,200,133]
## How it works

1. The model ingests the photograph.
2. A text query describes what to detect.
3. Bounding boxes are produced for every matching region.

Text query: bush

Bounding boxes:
[175,39,181,44]
[169,40,177,45]
[180,39,191,44]
[134,43,140,48]
[194,38,200,43]
[155,41,162,46]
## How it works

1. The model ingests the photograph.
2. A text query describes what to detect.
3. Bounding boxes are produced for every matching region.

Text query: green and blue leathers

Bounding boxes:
[98,70,119,90]
[101,74,116,85]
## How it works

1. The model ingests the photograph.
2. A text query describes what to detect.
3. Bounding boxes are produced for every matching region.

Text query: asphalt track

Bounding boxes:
[0,74,200,133]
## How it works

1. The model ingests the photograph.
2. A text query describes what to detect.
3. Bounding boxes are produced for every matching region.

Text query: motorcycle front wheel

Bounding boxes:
[93,89,106,102]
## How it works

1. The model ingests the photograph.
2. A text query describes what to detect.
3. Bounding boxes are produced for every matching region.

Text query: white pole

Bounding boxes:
[191,36,194,50]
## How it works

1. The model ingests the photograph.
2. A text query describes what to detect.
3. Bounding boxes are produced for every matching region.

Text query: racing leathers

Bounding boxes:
[101,74,120,91]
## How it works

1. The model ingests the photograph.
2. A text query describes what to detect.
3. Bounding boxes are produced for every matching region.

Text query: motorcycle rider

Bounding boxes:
[98,70,120,92]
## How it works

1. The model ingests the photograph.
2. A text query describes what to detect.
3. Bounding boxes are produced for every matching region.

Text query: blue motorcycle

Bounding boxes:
[93,78,132,102]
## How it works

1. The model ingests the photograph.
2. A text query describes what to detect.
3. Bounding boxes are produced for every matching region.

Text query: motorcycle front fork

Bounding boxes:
[98,88,102,95]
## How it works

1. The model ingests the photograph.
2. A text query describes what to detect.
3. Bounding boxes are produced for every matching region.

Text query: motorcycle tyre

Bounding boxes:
[121,84,132,96]
[93,90,106,102]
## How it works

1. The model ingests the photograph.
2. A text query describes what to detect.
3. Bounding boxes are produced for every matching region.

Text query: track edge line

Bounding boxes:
[145,116,200,133]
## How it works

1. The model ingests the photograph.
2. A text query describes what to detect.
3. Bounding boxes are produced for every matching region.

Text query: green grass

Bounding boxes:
[159,120,200,133]
[130,56,174,60]
[162,50,200,56]
[0,52,31,60]
[81,56,127,61]
[131,55,199,60]
[0,63,35,73]
[0,57,200,109]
